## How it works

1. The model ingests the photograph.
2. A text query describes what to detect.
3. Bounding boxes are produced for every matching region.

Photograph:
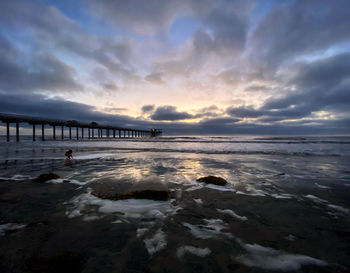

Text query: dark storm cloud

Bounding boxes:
[226,52,350,124]
[85,0,218,34]
[0,0,136,80]
[263,53,350,114]
[150,106,193,121]
[226,106,265,118]
[0,36,82,93]
[85,0,185,34]
[0,93,151,128]
[1,93,349,134]
[245,85,272,92]
[250,0,350,66]
[145,72,166,85]
[141,105,155,114]
[202,0,253,55]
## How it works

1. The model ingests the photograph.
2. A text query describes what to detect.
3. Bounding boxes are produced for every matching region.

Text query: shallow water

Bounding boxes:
[0,135,349,272]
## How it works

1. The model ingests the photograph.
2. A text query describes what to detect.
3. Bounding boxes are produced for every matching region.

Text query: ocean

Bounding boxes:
[0,135,349,272]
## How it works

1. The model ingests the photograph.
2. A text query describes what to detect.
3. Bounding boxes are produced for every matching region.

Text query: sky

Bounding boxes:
[0,0,349,135]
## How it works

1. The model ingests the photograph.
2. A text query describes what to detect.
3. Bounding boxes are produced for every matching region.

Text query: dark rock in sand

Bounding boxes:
[33,173,60,183]
[91,176,170,201]
[196,175,227,186]
[27,251,85,273]
[92,189,169,201]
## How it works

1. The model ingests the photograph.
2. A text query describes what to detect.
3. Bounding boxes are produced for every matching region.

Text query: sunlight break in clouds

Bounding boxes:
[0,0,349,134]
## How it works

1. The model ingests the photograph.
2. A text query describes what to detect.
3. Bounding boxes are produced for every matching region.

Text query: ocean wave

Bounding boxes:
[101,147,345,156]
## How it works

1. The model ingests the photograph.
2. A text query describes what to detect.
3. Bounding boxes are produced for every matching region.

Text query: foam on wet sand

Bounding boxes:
[234,241,328,271]
[65,190,179,220]
[144,229,167,256]
[0,223,26,236]
[177,246,211,258]
[217,208,247,221]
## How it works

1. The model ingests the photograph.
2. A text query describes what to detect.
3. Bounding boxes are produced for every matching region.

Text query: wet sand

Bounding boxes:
[0,149,349,272]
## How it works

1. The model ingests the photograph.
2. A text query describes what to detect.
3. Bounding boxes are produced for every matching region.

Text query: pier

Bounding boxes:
[0,113,162,142]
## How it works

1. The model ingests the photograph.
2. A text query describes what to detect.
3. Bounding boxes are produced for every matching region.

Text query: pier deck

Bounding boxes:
[0,113,162,142]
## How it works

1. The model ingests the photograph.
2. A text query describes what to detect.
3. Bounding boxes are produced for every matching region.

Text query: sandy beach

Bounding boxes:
[0,135,349,272]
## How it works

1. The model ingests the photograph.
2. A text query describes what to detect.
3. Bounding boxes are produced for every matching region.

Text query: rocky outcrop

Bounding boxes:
[196,176,227,186]
[91,176,170,201]
[92,189,169,201]
[33,173,60,183]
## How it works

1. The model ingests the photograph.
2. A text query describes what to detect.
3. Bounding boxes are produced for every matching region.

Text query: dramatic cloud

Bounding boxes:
[0,36,82,93]
[150,106,193,121]
[249,0,350,66]
[141,105,155,113]
[263,53,350,115]
[0,0,349,134]
[145,72,166,85]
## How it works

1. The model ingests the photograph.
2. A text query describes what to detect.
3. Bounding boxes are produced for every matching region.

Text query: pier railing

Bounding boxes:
[0,113,162,142]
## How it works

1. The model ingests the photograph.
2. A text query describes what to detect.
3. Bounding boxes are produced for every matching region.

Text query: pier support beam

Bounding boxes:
[119,130,121,138]
[6,122,10,142]
[16,122,19,142]
[53,125,56,140]
[92,128,94,138]
[69,126,72,139]
[61,125,64,140]
[113,129,116,138]
[123,130,126,138]
[76,127,79,140]
[107,129,110,138]
[81,127,84,139]
[88,128,91,139]
[42,124,45,141]
[32,124,36,141]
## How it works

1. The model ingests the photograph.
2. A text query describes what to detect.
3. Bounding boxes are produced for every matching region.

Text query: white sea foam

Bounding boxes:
[185,185,204,191]
[217,209,247,221]
[205,184,236,192]
[137,227,150,238]
[285,234,297,241]
[327,204,350,215]
[74,153,115,160]
[194,198,203,205]
[183,219,232,239]
[304,194,328,204]
[45,178,86,185]
[0,174,34,181]
[83,215,100,221]
[185,181,235,192]
[144,229,167,256]
[315,183,330,189]
[236,189,267,197]
[65,191,179,220]
[234,242,327,271]
[270,193,294,199]
[0,223,26,236]
[177,246,211,258]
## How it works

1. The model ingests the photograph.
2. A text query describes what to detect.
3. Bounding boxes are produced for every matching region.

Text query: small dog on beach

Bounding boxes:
[65,149,73,159]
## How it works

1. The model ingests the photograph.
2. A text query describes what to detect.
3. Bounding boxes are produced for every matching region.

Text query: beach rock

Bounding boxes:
[92,189,169,201]
[196,176,227,186]
[33,173,60,183]
[91,176,170,201]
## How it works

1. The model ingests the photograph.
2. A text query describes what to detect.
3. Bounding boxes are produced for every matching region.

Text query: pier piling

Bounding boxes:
[33,124,36,141]
[42,124,45,141]
[6,122,9,142]
[16,122,19,142]
[0,113,162,142]
[53,125,56,140]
